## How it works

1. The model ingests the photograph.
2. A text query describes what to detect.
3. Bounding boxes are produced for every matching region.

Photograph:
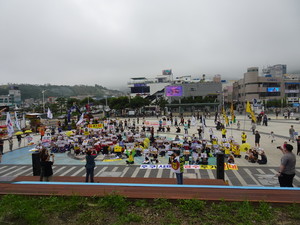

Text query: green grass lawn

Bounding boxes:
[0,194,299,225]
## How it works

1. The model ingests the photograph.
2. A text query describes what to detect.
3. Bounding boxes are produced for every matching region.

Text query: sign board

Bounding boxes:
[87,124,104,129]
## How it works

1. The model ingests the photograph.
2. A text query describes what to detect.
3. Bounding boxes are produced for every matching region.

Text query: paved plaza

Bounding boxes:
[0,114,299,187]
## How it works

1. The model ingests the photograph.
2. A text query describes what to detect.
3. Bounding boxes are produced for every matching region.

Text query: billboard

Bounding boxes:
[162,69,172,75]
[165,86,183,97]
[267,87,280,92]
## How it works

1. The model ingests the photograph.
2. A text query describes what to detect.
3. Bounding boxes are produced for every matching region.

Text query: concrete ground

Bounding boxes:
[1,114,299,167]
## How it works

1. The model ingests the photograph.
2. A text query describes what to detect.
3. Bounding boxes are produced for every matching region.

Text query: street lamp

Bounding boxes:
[42,90,47,113]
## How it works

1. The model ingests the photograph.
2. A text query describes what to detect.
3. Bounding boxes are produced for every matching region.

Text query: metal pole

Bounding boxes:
[42,90,46,113]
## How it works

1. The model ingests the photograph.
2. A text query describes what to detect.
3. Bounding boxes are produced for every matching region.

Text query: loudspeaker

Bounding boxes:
[32,152,41,176]
[216,153,225,180]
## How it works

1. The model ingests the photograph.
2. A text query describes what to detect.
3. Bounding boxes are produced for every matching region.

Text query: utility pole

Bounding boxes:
[42,90,46,113]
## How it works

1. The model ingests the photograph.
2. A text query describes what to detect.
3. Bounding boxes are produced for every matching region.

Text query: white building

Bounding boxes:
[0,86,21,107]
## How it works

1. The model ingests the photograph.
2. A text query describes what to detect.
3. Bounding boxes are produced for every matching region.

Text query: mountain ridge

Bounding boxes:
[0,83,125,100]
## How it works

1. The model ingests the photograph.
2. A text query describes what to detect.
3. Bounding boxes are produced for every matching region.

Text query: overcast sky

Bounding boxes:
[0,0,299,89]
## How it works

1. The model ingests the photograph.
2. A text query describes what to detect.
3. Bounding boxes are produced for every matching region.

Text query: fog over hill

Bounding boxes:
[0,84,125,100]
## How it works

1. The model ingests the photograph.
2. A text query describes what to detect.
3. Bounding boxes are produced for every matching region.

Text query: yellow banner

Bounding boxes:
[226,163,238,170]
[103,158,122,162]
[200,165,217,170]
[87,124,104,129]
[114,146,123,152]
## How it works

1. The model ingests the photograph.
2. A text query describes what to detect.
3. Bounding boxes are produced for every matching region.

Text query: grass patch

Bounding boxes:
[0,194,299,225]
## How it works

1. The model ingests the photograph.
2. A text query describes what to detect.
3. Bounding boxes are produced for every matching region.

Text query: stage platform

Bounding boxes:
[0,176,299,203]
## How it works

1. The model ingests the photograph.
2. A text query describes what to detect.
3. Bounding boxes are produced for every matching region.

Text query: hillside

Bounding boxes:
[0,84,125,100]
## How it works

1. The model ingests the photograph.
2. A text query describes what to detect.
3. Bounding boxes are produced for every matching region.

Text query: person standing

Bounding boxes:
[241,132,247,144]
[170,152,184,184]
[296,136,300,156]
[85,149,98,183]
[221,127,227,139]
[16,134,22,148]
[269,131,276,143]
[237,121,241,130]
[255,131,261,147]
[43,154,55,182]
[275,110,279,119]
[0,137,4,156]
[251,123,256,135]
[277,144,296,187]
[263,115,268,126]
[289,125,295,143]
[208,128,213,142]
[8,137,13,151]
[184,122,188,134]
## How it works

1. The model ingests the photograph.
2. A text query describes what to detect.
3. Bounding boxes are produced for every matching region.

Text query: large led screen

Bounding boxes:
[267,87,280,92]
[165,86,183,97]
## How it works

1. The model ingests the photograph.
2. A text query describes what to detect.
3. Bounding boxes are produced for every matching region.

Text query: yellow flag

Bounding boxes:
[222,107,226,117]
[230,103,235,122]
[246,101,252,113]
[251,112,257,122]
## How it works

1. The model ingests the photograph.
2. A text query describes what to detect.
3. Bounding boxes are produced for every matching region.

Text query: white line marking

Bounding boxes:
[131,167,140,178]
[144,169,151,178]
[71,167,85,176]
[94,166,107,177]
[53,166,66,175]
[256,168,266,174]
[232,170,248,186]
[244,168,262,186]
[60,166,77,176]
[120,167,129,177]
[4,166,26,176]
[207,170,215,179]
[0,166,17,175]
[157,168,163,178]
[14,167,32,177]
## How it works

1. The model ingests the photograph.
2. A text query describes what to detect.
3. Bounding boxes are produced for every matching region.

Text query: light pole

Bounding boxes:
[42,90,47,113]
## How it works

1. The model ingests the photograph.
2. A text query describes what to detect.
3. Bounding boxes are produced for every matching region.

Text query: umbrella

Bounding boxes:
[240,143,251,152]
[15,131,24,135]
[65,131,74,136]
[24,130,33,133]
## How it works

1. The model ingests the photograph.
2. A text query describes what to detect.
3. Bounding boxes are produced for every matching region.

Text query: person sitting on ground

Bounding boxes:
[150,146,159,164]
[192,149,199,165]
[159,145,166,157]
[176,126,181,133]
[248,149,258,163]
[227,154,235,164]
[257,150,268,164]
[166,126,171,132]
[126,151,135,164]
[74,144,81,156]
[245,148,252,160]
[200,150,208,165]
[143,153,150,164]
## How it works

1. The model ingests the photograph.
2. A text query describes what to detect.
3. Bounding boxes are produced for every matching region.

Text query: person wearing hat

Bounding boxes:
[277,144,296,187]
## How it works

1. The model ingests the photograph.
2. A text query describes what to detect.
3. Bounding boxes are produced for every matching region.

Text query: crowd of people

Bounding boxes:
[0,110,297,187]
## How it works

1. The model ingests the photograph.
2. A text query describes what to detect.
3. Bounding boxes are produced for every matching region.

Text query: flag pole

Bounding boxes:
[243,101,247,130]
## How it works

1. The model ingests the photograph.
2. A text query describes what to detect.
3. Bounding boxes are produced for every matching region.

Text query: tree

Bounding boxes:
[56,97,67,114]
[156,97,168,109]
[67,98,80,109]
[129,96,150,109]
[109,96,130,110]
